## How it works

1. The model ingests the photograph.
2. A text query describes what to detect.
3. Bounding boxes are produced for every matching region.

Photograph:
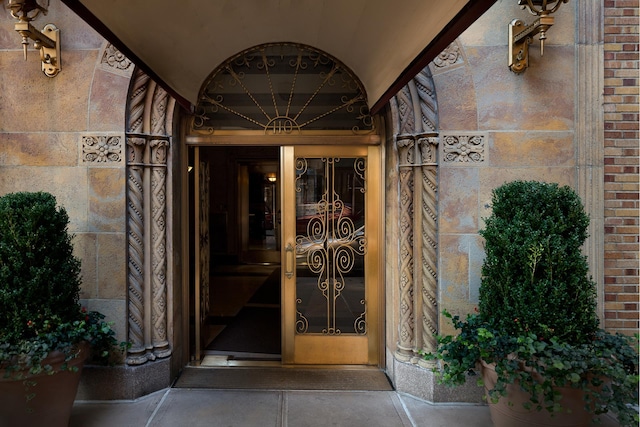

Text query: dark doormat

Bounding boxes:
[205,306,281,354]
[173,367,394,391]
[248,267,280,305]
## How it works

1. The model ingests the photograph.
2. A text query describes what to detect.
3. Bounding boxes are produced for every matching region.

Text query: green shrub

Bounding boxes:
[0,192,121,379]
[479,180,599,343]
[0,192,82,345]
[425,181,639,426]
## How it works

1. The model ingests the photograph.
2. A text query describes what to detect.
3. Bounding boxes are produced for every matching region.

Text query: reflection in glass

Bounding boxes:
[294,157,367,335]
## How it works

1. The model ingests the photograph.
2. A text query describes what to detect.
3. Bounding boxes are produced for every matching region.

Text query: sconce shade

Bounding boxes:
[8,0,49,21]
[518,0,568,15]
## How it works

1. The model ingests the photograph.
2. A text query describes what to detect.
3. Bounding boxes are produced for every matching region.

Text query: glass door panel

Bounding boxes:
[282,145,380,365]
[294,157,366,335]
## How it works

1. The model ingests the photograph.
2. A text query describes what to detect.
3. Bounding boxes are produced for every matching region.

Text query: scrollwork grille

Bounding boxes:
[294,157,367,335]
[192,43,374,135]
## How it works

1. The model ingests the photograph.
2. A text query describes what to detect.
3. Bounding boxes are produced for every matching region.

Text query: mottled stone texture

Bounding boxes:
[0,0,129,354]
[431,0,584,341]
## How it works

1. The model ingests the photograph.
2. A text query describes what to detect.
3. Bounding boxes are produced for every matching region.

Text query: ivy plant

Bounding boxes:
[425,181,639,426]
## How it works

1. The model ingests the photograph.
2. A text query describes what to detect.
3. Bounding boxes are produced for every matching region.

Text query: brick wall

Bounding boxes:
[603,0,639,335]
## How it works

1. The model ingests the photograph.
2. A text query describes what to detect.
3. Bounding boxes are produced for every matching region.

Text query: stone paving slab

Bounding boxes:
[71,388,495,427]
[71,388,621,427]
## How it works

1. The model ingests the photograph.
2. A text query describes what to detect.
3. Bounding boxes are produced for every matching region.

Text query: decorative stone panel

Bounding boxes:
[81,135,124,164]
[441,133,487,164]
[99,43,134,77]
[431,41,465,74]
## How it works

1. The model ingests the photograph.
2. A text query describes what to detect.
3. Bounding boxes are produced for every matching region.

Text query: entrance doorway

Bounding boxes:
[186,43,382,366]
[190,144,381,365]
[191,146,282,361]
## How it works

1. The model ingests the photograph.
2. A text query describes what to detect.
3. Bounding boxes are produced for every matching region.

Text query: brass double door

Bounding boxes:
[193,144,381,365]
[281,145,381,365]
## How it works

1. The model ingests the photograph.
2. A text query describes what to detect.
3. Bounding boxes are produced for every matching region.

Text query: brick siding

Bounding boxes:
[603,0,639,334]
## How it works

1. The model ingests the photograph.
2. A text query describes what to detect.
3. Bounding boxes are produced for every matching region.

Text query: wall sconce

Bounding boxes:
[509,0,568,73]
[7,0,61,77]
[267,173,277,183]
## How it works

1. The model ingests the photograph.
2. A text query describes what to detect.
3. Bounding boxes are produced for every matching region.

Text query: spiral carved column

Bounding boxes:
[126,137,147,364]
[125,69,175,365]
[394,133,439,365]
[396,135,416,361]
[417,136,439,368]
[150,139,170,358]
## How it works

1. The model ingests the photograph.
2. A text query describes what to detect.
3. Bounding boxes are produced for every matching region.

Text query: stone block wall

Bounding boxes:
[0,2,132,348]
[433,1,577,336]
[603,0,639,335]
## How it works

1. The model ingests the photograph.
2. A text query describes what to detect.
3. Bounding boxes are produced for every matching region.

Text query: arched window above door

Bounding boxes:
[190,43,374,136]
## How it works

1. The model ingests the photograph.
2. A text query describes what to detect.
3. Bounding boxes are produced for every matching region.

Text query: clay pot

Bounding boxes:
[0,342,89,427]
[480,360,592,427]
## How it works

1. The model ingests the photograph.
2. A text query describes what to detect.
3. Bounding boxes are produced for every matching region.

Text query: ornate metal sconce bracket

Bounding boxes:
[509,16,554,73]
[508,0,568,74]
[14,21,60,76]
[7,0,61,77]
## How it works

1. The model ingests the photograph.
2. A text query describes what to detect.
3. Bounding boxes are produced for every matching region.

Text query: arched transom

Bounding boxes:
[191,44,374,136]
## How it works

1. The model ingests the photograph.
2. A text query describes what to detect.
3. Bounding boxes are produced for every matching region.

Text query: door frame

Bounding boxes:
[187,141,385,366]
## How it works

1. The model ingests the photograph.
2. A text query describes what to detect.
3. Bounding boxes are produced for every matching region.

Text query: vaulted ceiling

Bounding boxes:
[61,0,497,113]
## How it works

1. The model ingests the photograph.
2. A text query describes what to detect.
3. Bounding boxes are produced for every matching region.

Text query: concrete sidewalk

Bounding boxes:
[70,388,493,427]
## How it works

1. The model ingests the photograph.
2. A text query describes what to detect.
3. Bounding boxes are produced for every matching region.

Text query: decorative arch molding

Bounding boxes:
[390,65,439,367]
[125,67,176,365]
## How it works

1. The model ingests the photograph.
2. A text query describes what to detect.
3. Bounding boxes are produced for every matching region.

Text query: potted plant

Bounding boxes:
[425,181,639,427]
[0,191,121,427]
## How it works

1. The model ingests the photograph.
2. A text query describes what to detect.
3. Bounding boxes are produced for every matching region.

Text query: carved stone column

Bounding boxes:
[125,68,175,365]
[576,0,605,319]
[392,65,440,366]
[396,135,415,361]
[126,137,147,364]
[150,139,170,358]
[416,136,438,368]
[395,133,439,364]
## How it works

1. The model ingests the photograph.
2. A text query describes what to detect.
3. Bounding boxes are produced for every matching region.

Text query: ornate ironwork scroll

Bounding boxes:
[191,43,374,135]
[294,157,367,335]
[125,68,175,365]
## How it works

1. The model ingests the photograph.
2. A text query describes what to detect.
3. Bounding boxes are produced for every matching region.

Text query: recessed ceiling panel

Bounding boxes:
[62,0,496,111]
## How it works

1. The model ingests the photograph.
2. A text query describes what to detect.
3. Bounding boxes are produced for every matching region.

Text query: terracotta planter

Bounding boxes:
[480,360,592,427]
[0,342,89,427]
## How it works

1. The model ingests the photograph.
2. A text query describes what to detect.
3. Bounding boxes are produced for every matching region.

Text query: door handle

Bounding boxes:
[285,243,294,278]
